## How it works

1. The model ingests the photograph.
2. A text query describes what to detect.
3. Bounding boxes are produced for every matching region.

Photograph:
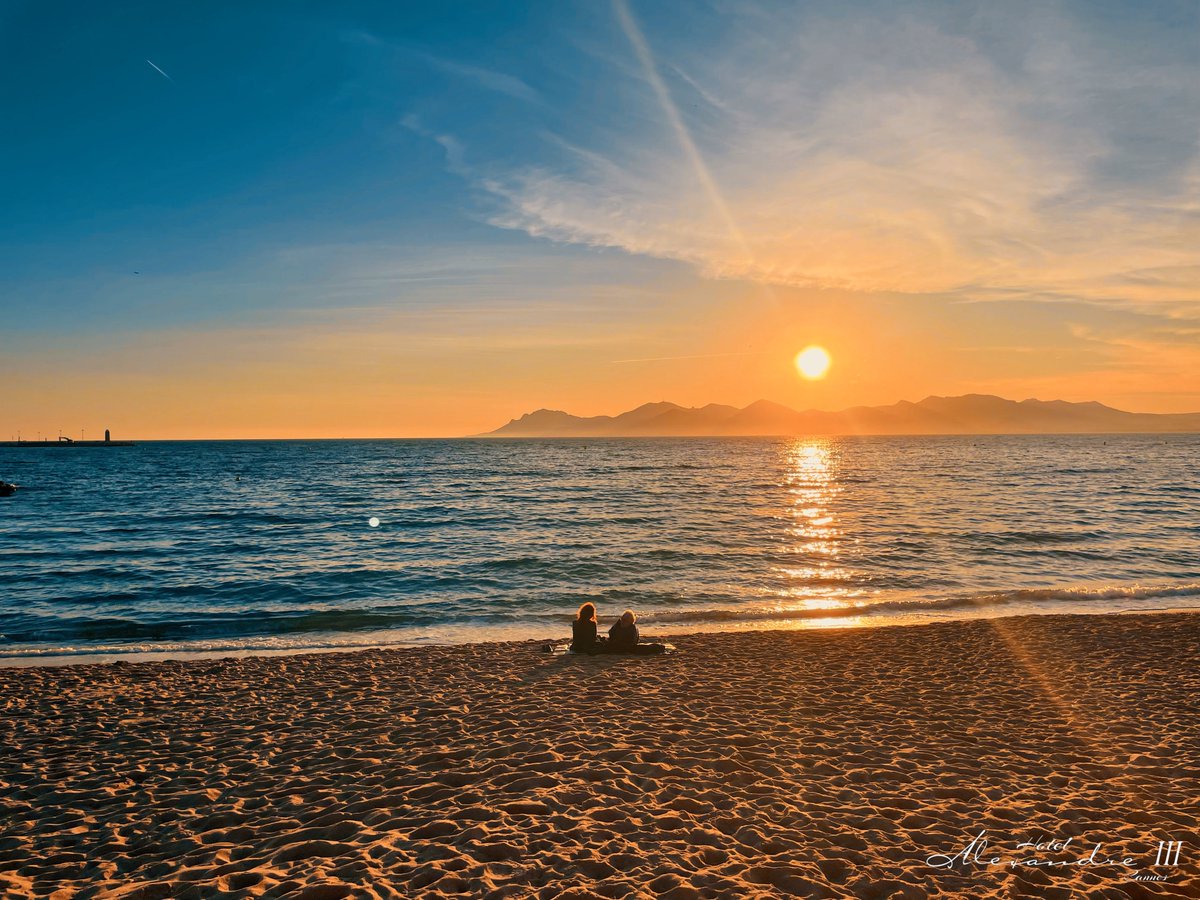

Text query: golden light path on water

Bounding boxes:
[767,440,871,627]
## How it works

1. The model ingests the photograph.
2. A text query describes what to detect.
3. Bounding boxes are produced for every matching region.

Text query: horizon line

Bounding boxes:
[8,392,1200,443]
[6,431,1200,443]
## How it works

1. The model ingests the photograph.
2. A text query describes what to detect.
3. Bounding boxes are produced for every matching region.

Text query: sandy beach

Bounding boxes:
[1,612,1197,898]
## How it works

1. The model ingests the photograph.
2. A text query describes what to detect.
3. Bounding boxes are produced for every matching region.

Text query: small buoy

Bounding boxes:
[368,517,380,528]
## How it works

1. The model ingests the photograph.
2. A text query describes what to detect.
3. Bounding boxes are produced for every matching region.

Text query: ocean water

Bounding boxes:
[1,435,1198,663]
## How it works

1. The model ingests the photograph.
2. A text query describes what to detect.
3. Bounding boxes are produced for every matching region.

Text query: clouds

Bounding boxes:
[418,54,541,105]
[470,2,1200,307]
[341,28,542,105]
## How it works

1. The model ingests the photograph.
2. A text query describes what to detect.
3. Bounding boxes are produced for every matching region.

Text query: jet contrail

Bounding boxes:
[612,0,774,304]
[146,59,173,81]
[613,2,747,255]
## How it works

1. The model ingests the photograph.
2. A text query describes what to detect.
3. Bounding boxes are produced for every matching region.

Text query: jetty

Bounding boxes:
[0,429,133,448]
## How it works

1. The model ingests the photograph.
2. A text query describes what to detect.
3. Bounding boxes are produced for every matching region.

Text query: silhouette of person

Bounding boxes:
[571,602,606,653]
[608,609,640,651]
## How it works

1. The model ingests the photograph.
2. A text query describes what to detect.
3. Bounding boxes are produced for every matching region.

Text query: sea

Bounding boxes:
[1,435,1197,664]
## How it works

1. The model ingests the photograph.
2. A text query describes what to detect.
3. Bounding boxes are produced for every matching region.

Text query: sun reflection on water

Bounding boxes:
[776,440,857,614]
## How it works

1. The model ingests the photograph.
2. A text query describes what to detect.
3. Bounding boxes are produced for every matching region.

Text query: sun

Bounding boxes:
[795,345,831,380]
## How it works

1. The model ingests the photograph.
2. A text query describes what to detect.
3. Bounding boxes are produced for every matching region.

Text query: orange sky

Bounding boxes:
[7,269,1200,439]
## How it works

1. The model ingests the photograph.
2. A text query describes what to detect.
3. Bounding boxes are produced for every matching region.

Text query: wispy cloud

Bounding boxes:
[400,114,468,175]
[341,28,541,104]
[611,0,751,263]
[419,53,541,104]
[466,2,1200,309]
[612,351,764,364]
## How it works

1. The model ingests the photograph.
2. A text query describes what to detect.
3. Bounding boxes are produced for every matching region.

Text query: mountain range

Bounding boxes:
[481,394,1200,437]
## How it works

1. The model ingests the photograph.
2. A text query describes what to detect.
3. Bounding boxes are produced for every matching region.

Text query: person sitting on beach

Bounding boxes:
[607,609,640,651]
[570,602,606,653]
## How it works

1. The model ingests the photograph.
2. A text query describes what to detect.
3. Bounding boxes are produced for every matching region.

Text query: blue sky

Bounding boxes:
[2,1,1199,436]
[2,2,561,329]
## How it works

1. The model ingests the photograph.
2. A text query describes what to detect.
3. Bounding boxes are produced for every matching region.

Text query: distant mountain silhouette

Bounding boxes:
[481,394,1200,437]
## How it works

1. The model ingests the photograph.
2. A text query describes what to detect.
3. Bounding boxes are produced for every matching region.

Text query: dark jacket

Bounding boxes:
[608,619,639,650]
[571,618,600,652]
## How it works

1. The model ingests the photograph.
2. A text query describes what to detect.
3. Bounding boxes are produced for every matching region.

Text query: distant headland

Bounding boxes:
[481,394,1200,437]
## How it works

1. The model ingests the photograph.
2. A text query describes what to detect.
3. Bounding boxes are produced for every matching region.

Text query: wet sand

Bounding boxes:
[1,612,1197,898]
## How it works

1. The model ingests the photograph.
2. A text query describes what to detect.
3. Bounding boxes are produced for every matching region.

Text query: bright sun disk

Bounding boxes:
[795,345,831,380]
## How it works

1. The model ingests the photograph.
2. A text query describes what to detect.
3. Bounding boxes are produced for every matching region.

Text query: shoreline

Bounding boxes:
[2,603,1199,669]
[2,611,1196,897]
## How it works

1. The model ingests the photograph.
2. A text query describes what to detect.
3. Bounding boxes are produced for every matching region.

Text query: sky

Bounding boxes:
[2,0,1199,438]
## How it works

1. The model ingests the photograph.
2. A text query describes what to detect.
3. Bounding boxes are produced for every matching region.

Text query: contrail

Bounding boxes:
[612,0,759,277]
[146,59,173,81]
[613,351,765,364]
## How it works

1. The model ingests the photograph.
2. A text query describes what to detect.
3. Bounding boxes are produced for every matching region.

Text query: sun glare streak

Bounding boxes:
[983,618,1148,811]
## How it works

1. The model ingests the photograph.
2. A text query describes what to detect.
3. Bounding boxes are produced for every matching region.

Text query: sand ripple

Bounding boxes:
[1,614,1198,897]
